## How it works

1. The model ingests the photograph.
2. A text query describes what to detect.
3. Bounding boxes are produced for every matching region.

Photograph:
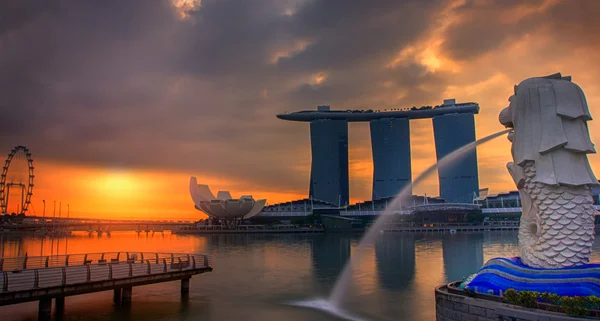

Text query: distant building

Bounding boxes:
[258,198,338,218]
[309,115,349,206]
[277,99,480,203]
[189,177,266,226]
[475,191,521,208]
[433,111,479,203]
[344,195,446,213]
[477,187,600,208]
[253,187,600,224]
[370,117,412,200]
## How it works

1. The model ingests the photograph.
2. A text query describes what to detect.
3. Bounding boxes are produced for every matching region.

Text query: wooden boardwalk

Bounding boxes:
[0,252,212,320]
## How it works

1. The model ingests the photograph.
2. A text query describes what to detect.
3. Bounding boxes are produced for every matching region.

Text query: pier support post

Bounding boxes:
[181,277,190,295]
[113,288,122,304]
[38,298,52,321]
[122,287,132,304]
[55,297,65,315]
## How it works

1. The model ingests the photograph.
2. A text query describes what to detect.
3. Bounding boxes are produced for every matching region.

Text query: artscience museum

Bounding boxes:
[189,177,266,226]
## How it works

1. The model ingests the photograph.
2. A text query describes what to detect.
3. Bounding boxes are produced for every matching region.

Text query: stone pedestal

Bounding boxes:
[436,284,585,321]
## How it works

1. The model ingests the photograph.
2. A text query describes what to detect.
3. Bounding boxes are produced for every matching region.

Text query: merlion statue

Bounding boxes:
[499,73,598,269]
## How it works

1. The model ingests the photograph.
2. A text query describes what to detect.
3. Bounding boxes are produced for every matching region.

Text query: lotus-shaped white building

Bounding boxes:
[189,177,266,222]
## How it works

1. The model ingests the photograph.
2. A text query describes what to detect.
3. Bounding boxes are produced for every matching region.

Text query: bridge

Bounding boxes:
[0,252,212,320]
[1,216,195,234]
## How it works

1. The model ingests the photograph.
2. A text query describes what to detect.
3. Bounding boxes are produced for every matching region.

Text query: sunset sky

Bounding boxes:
[1,0,599,220]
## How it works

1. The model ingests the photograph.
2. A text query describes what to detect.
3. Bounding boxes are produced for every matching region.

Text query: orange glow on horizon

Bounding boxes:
[93,171,141,198]
[21,160,306,221]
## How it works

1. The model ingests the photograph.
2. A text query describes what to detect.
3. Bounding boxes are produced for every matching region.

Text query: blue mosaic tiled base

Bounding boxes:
[462,257,600,297]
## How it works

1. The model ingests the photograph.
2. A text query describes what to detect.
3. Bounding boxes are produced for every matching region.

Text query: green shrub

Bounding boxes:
[560,296,587,317]
[502,289,600,317]
[518,291,539,308]
[539,292,560,305]
[504,288,519,305]
[586,296,600,311]
[503,289,539,308]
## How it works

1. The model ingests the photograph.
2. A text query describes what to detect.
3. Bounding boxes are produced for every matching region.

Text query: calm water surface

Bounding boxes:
[2,231,597,321]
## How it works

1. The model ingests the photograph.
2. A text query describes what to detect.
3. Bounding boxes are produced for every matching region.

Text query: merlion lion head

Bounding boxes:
[499,72,597,187]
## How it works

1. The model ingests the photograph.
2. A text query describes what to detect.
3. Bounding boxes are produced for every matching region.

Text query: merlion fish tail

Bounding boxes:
[518,161,596,268]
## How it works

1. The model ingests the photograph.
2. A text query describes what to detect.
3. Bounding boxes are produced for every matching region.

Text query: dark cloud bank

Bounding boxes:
[0,0,596,193]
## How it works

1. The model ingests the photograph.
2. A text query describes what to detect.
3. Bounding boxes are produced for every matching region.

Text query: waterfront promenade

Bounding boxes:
[0,252,212,320]
[380,224,519,233]
[171,221,521,234]
[174,224,325,234]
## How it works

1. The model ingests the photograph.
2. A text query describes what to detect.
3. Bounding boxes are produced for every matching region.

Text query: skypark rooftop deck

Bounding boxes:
[277,99,479,122]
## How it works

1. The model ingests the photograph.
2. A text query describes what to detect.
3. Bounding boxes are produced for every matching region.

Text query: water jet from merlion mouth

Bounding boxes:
[328,129,510,307]
[289,129,511,318]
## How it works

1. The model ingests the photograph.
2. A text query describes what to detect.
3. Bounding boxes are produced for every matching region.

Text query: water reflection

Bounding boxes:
[442,233,484,282]
[310,234,352,287]
[374,234,415,291]
[0,231,533,321]
[205,234,256,248]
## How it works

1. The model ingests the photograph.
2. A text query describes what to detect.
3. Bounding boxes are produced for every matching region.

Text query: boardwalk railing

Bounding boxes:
[0,252,211,293]
[0,252,210,272]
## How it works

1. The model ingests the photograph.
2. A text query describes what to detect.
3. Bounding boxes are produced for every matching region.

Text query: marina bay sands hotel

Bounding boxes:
[277,99,480,206]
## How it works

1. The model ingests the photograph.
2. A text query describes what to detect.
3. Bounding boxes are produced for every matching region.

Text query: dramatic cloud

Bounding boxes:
[441,0,600,61]
[1,0,599,203]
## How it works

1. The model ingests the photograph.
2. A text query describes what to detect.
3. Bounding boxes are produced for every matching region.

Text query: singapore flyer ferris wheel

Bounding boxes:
[0,145,35,215]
